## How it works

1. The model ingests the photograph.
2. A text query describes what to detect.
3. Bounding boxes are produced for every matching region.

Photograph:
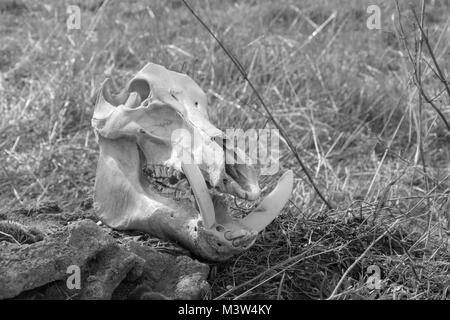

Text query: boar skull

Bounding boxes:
[91,63,293,261]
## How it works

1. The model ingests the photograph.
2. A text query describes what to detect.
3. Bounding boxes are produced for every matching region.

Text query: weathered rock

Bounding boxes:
[78,245,145,300]
[114,241,210,300]
[173,255,210,300]
[0,219,210,300]
[0,220,116,299]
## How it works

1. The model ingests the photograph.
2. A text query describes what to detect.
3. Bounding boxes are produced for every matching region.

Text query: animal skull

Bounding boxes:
[91,63,293,261]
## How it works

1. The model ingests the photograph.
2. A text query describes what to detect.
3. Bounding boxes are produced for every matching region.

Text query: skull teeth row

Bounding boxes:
[143,165,184,181]
[143,165,195,202]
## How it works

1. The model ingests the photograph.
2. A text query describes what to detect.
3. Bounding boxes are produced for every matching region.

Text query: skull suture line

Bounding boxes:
[91,63,293,261]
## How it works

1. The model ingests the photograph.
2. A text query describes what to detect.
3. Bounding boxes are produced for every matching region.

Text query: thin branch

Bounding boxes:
[410,6,450,103]
[394,1,450,132]
[414,80,450,131]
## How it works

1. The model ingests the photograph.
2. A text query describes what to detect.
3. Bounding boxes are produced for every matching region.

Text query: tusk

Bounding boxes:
[181,163,216,229]
[241,170,294,233]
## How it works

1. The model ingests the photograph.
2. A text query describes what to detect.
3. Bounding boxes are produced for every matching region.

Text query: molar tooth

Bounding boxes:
[177,170,185,180]
[154,165,164,177]
[182,191,190,199]
[168,167,178,180]
[174,190,183,200]
[184,192,195,203]
[146,165,157,177]
[155,165,171,178]
[161,166,170,178]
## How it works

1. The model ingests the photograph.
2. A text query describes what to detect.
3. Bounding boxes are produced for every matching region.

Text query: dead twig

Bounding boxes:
[394,1,450,132]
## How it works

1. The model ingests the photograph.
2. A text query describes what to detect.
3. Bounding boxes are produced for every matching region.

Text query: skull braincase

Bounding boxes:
[92,63,294,261]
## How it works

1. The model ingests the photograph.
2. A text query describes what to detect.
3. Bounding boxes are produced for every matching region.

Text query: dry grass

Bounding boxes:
[0,0,449,299]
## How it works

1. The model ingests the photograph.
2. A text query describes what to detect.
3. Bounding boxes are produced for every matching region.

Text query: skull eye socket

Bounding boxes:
[128,78,151,102]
